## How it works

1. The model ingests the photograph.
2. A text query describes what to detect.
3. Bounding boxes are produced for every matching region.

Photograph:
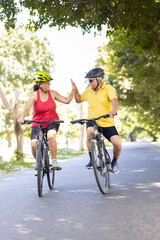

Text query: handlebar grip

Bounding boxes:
[57,120,64,123]
[70,120,78,124]
[70,120,85,125]
[22,120,32,124]
[21,120,27,125]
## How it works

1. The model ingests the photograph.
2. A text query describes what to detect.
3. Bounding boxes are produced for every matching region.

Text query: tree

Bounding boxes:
[0,28,54,155]
[1,0,160,52]
[96,31,160,138]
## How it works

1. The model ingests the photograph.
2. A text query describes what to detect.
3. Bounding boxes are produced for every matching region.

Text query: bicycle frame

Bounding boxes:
[71,114,111,194]
[22,119,64,196]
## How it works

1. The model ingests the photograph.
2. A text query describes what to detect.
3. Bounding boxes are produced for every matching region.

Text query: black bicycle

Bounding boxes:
[23,120,64,197]
[71,114,112,194]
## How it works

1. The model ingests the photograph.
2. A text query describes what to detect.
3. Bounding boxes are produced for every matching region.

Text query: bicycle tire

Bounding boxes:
[105,148,111,188]
[36,141,44,197]
[91,139,109,194]
[45,152,55,189]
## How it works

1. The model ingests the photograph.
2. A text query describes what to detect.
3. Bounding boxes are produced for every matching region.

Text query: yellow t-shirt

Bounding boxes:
[80,83,117,127]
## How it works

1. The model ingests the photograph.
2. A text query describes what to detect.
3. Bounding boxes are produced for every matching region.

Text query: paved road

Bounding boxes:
[0,142,160,240]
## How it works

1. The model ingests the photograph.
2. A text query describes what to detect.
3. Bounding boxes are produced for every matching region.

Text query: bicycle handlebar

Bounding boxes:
[22,120,64,125]
[70,114,110,125]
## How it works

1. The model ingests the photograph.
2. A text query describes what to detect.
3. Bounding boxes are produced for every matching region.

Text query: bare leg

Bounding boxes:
[110,135,122,173]
[86,127,94,169]
[47,129,57,159]
[110,135,122,158]
[86,127,94,152]
[47,129,60,169]
[31,139,38,159]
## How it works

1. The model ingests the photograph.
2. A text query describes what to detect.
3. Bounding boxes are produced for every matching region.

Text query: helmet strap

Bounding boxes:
[93,78,100,91]
[39,87,48,93]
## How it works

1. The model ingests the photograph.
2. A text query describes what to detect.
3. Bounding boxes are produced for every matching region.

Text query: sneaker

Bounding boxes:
[86,160,93,169]
[111,160,119,174]
[52,159,59,169]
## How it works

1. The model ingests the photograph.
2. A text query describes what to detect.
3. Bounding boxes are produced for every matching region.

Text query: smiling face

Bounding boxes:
[88,77,103,91]
[88,78,97,90]
[40,81,51,92]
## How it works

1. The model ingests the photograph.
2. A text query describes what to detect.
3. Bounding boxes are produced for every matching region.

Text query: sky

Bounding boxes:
[0,9,108,95]
[36,26,108,94]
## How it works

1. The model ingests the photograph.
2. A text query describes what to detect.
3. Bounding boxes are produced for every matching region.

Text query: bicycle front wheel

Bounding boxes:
[105,148,111,188]
[36,142,44,197]
[91,139,109,194]
[46,154,55,189]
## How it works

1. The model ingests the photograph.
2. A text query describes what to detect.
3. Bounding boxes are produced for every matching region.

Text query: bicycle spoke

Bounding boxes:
[36,142,44,197]
[46,152,55,189]
[92,140,109,194]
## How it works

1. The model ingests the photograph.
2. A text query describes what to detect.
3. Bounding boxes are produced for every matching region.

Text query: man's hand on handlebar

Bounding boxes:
[109,111,117,118]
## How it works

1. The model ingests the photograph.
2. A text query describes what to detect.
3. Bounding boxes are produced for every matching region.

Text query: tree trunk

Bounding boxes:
[0,88,24,160]
[13,89,24,160]
[14,118,23,152]
[7,131,12,148]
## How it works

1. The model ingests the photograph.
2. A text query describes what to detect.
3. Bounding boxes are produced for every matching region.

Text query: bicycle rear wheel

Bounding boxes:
[91,139,109,194]
[36,141,44,197]
[46,154,55,189]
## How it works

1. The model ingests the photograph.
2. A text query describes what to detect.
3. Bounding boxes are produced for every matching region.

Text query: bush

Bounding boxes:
[11,149,26,161]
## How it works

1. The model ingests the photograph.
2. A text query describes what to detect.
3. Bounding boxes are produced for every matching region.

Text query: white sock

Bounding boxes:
[52,159,57,162]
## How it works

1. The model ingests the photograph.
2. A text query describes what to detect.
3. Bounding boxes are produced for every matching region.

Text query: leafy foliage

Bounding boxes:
[1,0,160,52]
[0,28,54,89]
[0,28,54,147]
[97,31,160,139]
[11,149,26,161]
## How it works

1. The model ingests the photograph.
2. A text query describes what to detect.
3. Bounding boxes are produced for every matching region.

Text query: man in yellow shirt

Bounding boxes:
[72,68,122,174]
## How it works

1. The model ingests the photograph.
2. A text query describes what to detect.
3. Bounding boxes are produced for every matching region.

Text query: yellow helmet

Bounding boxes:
[34,72,53,83]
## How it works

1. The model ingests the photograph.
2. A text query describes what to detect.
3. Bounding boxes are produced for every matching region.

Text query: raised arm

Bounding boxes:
[71,79,82,103]
[18,92,37,123]
[54,79,75,104]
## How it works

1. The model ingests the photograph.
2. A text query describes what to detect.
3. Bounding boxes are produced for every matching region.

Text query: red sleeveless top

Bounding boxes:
[32,90,59,128]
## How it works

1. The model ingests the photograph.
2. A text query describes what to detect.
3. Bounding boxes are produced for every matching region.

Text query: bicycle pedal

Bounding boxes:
[52,167,62,171]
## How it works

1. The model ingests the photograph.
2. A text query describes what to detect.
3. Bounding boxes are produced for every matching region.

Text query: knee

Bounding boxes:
[48,134,56,143]
[111,137,122,152]
[31,141,37,151]
[86,127,94,141]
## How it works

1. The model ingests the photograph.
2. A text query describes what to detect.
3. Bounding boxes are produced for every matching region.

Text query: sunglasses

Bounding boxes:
[43,81,50,85]
[88,79,95,83]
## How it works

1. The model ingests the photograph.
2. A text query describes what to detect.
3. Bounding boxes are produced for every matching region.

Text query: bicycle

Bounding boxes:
[71,114,112,194]
[22,120,64,197]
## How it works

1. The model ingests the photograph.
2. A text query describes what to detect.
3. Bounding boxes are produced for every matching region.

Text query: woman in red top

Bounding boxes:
[18,72,75,169]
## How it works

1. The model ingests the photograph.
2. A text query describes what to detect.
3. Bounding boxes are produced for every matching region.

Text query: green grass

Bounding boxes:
[0,160,35,174]
[0,148,86,175]
[57,148,86,160]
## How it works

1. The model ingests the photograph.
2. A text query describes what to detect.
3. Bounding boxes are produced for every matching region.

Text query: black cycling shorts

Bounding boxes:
[31,123,60,140]
[86,121,119,141]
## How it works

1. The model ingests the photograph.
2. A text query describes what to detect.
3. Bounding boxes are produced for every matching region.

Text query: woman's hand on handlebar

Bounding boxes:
[18,117,25,124]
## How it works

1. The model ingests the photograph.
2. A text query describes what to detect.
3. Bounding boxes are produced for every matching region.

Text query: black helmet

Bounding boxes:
[85,68,104,78]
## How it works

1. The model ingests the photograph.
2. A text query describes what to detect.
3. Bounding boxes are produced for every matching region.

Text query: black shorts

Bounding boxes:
[86,121,119,141]
[31,123,60,140]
